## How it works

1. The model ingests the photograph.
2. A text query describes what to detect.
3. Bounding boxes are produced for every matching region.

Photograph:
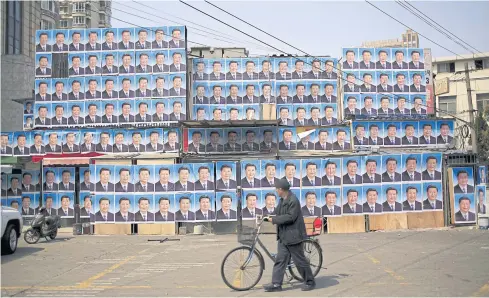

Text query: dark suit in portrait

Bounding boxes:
[279,141,296,150]
[409,61,425,69]
[57,208,74,216]
[68,67,84,76]
[216,179,237,190]
[343,61,359,69]
[360,84,377,92]
[95,181,115,192]
[206,143,224,153]
[102,42,118,50]
[376,61,392,69]
[322,205,341,216]
[321,175,341,186]
[453,184,474,194]
[80,143,96,152]
[382,172,402,183]
[195,210,216,221]
[242,208,263,219]
[45,145,61,153]
[51,117,68,126]
[383,136,401,146]
[223,143,241,152]
[188,143,205,153]
[260,177,280,188]
[35,93,52,101]
[342,174,362,185]
[85,91,102,100]
[174,210,195,221]
[95,211,115,222]
[393,61,408,69]
[209,72,225,80]
[401,136,419,145]
[119,65,135,74]
[437,135,453,144]
[423,199,443,210]
[401,171,421,181]
[36,68,52,76]
[403,200,422,211]
[85,66,102,75]
[36,44,52,52]
[58,182,75,191]
[135,211,155,222]
[332,142,351,150]
[297,141,314,150]
[421,170,442,180]
[169,64,186,72]
[174,181,194,192]
[155,211,175,222]
[410,84,426,92]
[114,182,134,192]
[258,71,275,80]
[301,206,321,217]
[454,211,475,221]
[52,93,68,101]
[216,209,237,220]
[115,211,135,222]
[194,180,215,191]
[343,203,363,214]
[241,178,261,189]
[275,72,291,80]
[280,176,300,188]
[85,115,102,124]
[360,61,375,69]
[134,182,155,192]
[68,92,85,100]
[301,176,321,187]
[321,72,337,80]
[382,201,402,212]
[21,208,35,216]
[210,96,226,105]
[363,202,382,213]
[154,182,175,192]
[30,145,45,154]
[146,143,164,152]
[362,173,381,184]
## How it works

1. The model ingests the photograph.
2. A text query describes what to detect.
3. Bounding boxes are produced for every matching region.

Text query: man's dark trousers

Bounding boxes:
[271,240,315,285]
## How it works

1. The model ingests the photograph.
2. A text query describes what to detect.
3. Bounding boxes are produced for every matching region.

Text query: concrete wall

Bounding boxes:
[1,1,41,132]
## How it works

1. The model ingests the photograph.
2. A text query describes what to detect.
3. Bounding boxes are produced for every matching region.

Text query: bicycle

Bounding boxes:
[221,215,323,291]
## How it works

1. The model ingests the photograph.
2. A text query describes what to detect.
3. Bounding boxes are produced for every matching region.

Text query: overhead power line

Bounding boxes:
[180,0,470,124]
[402,1,485,56]
[130,0,275,53]
[364,0,465,59]
[395,0,474,55]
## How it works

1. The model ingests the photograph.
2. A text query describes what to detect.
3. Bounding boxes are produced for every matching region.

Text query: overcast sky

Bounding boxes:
[112,1,489,59]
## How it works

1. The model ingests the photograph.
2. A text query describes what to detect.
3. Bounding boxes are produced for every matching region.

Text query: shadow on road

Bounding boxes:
[1,247,44,264]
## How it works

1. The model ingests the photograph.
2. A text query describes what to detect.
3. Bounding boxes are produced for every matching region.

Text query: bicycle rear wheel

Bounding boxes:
[221,246,264,291]
[288,239,323,282]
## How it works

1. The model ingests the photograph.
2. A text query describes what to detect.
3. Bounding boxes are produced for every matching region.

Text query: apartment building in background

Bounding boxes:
[360,29,419,48]
[1,1,42,131]
[433,53,489,122]
[41,0,60,29]
[58,0,111,29]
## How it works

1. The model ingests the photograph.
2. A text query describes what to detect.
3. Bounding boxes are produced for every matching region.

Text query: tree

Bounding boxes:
[476,105,489,162]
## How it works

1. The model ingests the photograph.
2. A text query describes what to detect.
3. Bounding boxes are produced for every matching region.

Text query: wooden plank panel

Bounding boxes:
[369,213,408,231]
[138,223,176,235]
[327,216,365,234]
[94,224,131,235]
[407,211,444,229]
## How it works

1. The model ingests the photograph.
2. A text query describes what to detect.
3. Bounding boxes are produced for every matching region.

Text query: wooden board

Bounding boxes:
[138,223,176,235]
[137,159,175,165]
[407,211,444,229]
[261,104,276,120]
[94,224,131,235]
[327,216,365,233]
[304,217,322,235]
[369,213,408,231]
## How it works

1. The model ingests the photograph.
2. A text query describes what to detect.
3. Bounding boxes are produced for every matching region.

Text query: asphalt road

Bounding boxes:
[2,228,489,297]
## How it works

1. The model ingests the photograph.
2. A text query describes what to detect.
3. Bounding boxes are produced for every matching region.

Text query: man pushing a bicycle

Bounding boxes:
[264,179,316,292]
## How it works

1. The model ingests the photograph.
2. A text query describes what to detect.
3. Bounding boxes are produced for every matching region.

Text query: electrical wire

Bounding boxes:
[402,1,485,56]
[129,0,276,53]
[395,0,474,55]
[182,0,469,125]
[364,1,464,59]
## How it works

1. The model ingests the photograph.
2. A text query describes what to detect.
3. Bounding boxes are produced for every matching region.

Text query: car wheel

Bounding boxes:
[1,224,18,255]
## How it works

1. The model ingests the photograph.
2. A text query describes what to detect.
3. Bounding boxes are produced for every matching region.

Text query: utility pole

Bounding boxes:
[465,62,478,153]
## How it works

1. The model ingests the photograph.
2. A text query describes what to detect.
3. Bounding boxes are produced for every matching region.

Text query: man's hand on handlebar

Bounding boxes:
[263,216,273,223]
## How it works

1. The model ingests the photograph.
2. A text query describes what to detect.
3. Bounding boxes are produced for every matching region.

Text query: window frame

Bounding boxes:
[5,0,22,55]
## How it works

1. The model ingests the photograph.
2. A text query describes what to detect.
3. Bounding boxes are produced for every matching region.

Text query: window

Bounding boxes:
[5,1,22,55]
[41,0,55,12]
[439,96,457,114]
[475,60,483,70]
[41,20,54,30]
[59,20,68,28]
[437,62,455,73]
[73,2,85,12]
[73,16,85,25]
[476,93,489,113]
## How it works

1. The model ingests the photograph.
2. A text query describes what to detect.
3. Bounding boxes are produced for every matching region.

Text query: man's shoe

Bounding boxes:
[263,284,283,292]
[301,283,316,291]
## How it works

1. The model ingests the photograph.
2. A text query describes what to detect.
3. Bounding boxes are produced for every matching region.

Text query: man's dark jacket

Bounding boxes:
[273,192,307,245]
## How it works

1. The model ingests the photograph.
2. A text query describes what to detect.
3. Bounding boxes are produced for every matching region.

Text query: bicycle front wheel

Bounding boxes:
[288,239,323,282]
[221,246,264,291]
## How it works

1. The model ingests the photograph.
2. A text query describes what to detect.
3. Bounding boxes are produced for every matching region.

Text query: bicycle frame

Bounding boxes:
[240,216,322,270]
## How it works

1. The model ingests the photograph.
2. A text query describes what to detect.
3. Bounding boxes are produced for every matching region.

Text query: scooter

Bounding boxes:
[24,207,61,244]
